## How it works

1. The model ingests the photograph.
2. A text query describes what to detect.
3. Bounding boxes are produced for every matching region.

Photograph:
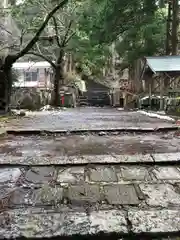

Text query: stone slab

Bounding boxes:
[68,155,117,164]
[119,166,151,181]
[25,167,55,184]
[152,153,180,162]
[139,184,180,207]
[152,167,180,180]
[57,167,84,183]
[115,154,153,163]
[0,154,155,165]
[89,166,117,182]
[10,188,32,205]
[2,208,180,237]
[89,210,127,234]
[0,168,21,184]
[104,184,139,205]
[68,184,101,204]
[31,186,63,206]
[0,208,90,238]
[128,209,180,233]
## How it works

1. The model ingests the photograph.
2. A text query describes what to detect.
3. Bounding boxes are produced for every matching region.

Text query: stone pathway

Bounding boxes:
[1,108,180,239]
[1,163,180,238]
[3,108,177,131]
[0,133,180,165]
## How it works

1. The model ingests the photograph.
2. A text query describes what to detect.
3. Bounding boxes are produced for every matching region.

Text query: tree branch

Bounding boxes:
[61,19,73,47]
[52,16,61,48]
[0,24,12,35]
[27,51,56,69]
[14,0,69,62]
[64,31,75,45]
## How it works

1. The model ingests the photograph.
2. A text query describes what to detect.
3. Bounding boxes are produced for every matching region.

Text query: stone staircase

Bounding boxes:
[78,95,88,106]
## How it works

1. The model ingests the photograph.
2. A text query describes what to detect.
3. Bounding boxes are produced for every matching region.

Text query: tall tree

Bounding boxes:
[23,0,80,106]
[24,0,111,105]
[0,0,68,112]
[80,0,167,64]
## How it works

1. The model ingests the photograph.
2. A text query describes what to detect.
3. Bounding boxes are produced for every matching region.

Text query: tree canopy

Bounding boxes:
[79,0,167,64]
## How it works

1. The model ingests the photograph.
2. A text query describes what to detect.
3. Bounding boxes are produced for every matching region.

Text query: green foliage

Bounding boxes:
[11,0,168,76]
[115,9,166,63]
[69,30,111,76]
[79,0,167,64]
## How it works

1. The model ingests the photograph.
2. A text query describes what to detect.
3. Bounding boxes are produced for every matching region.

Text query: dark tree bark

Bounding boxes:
[52,49,65,107]
[172,0,179,55]
[166,1,172,55]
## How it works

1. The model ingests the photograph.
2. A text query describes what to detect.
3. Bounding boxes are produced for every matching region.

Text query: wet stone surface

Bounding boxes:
[0,168,21,184]
[128,209,180,233]
[117,154,154,163]
[89,166,117,182]
[152,153,180,162]
[119,166,152,181]
[104,184,139,205]
[1,163,180,237]
[89,210,127,234]
[31,186,63,206]
[0,208,90,238]
[4,108,176,131]
[139,184,180,207]
[10,188,31,205]
[67,184,101,204]
[152,167,180,180]
[0,132,180,165]
[25,167,55,184]
[57,167,84,183]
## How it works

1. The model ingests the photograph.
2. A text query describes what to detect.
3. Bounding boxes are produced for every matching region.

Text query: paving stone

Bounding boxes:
[128,209,180,233]
[116,154,153,163]
[68,184,101,204]
[152,153,180,162]
[10,188,32,205]
[69,167,85,174]
[89,166,117,182]
[104,184,139,205]
[120,166,151,181]
[0,168,21,184]
[25,167,55,184]
[0,187,15,210]
[89,210,127,234]
[139,184,180,207]
[57,167,84,183]
[0,209,90,238]
[69,155,116,164]
[31,185,63,205]
[152,167,180,180]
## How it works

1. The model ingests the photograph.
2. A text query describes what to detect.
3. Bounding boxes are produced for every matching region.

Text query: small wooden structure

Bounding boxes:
[140,56,180,109]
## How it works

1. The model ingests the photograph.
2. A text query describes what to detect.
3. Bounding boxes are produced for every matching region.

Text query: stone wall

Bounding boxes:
[10,87,52,110]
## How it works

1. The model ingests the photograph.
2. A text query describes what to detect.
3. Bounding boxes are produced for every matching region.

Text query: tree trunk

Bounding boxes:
[0,61,13,113]
[52,65,64,106]
[172,0,179,55]
[166,1,172,55]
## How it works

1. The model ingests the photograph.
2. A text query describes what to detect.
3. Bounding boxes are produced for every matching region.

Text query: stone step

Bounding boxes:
[0,152,180,166]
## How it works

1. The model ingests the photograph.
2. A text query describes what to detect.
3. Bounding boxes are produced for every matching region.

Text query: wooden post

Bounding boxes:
[160,77,164,110]
[148,82,152,110]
